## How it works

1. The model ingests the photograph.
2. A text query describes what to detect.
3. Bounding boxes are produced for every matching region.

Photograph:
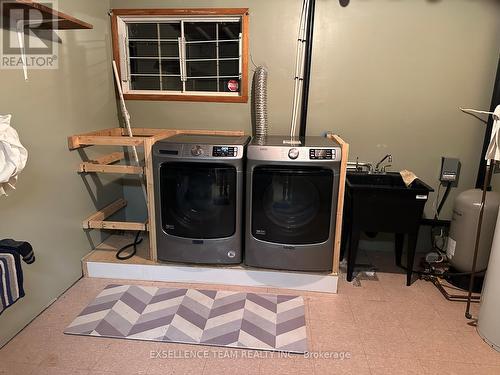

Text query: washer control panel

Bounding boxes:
[309,148,336,160]
[213,146,238,157]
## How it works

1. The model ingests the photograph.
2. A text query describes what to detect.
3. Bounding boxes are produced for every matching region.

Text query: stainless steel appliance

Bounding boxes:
[245,136,342,271]
[153,134,250,264]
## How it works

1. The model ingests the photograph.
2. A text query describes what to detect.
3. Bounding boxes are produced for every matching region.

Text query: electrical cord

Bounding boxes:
[116,231,143,260]
[437,182,452,218]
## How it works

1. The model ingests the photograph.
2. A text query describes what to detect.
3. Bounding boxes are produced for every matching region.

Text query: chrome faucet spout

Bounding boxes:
[375,154,392,172]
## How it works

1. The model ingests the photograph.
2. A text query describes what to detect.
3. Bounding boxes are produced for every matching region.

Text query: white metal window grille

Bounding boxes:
[116,16,243,97]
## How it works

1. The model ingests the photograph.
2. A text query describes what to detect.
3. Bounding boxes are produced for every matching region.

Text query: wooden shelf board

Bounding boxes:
[2,0,93,30]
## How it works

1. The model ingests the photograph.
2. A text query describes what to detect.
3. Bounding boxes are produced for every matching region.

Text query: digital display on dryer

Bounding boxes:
[213,146,237,157]
[309,149,335,160]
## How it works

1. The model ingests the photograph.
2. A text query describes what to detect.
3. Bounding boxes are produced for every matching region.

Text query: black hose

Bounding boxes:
[116,231,143,260]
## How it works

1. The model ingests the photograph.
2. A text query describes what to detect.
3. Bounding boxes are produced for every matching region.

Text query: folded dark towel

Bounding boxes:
[0,239,35,264]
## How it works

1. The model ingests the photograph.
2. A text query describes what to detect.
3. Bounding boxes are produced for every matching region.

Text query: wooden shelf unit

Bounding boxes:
[68,127,245,261]
[2,0,93,30]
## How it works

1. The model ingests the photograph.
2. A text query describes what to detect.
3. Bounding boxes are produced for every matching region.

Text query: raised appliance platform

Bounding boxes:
[82,235,338,294]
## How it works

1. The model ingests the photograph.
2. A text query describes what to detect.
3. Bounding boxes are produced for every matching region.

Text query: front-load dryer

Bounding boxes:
[153,134,250,264]
[245,135,342,271]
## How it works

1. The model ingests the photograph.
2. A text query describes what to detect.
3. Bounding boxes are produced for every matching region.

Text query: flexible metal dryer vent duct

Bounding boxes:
[253,66,269,140]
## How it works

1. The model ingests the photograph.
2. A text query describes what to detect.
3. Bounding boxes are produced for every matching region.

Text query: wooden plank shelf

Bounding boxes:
[78,151,144,175]
[2,0,93,30]
[82,198,148,232]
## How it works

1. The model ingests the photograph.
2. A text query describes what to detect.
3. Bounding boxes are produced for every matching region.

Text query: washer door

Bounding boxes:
[160,162,236,239]
[252,166,333,245]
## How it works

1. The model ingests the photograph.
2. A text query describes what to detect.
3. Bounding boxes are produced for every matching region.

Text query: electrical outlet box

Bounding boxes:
[440,157,461,187]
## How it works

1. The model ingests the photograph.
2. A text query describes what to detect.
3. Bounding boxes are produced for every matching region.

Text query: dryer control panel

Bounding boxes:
[309,148,336,160]
[213,146,238,157]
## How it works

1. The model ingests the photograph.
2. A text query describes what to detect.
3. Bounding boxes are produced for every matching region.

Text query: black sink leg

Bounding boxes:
[347,227,360,282]
[406,231,418,286]
[395,233,404,267]
[340,218,350,261]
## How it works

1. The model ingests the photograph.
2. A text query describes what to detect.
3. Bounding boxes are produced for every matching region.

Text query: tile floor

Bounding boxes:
[0,272,499,375]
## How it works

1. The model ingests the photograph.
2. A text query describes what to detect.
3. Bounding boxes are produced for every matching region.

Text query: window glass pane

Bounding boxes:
[186,43,216,60]
[186,78,218,92]
[162,77,183,91]
[129,41,158,58]
[218,22,240,40]
[219,78,240,93]
[184,22,216,41]
[160,42,179,58]
[128,23,158,39]
[219,60,239,76]
[130,59,160,74]
[186,61,217,77]
[161,60,181,75]
[159,23,181,39]
[219,41,239,58]
[131,76,160,90]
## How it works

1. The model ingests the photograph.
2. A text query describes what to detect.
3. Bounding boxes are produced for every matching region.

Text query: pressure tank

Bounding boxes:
[478,208,500,352]
[447,189,500,272]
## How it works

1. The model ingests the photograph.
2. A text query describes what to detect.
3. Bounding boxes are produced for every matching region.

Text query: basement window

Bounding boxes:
[111,9,249,103]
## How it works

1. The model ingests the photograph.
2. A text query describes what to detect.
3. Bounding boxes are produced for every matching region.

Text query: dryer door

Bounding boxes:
[252,166,334,245]
[160,162,236,239]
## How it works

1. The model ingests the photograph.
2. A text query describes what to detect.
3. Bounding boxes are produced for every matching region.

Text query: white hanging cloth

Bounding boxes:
[484,105,500,162]
[0,115,28,196]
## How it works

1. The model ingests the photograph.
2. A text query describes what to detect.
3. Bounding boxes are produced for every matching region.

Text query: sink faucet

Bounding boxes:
[375,154,392,173]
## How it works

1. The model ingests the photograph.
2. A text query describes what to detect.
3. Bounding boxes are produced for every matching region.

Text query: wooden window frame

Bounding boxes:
[111,8,249,103]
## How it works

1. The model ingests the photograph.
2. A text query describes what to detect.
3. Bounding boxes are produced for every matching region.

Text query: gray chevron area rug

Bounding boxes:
[64,284,308,353]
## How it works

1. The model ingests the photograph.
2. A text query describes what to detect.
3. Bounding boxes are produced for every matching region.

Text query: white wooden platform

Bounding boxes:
[82,235,338,294]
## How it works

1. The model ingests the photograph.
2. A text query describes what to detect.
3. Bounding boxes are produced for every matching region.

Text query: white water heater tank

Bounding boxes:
[478,208,500,352]
[447,189,500,272]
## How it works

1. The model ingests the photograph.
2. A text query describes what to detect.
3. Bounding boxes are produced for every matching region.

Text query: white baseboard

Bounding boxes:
[85,261,338,294]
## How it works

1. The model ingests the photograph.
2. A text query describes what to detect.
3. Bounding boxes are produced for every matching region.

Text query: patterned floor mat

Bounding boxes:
[65,284,307,353]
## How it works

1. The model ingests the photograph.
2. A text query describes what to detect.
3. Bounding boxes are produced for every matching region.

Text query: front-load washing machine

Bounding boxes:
[245,136,342,271]
[153,134,250,264]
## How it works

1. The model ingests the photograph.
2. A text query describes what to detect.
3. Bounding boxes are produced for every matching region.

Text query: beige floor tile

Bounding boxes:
[359,326,418,358]
[349,299,402,330]
[474,364,500,375]
[366,355,425,375]
[38,333,112,370]
[455,330,500,366]
[259,355,313,375]
[88,340,156,375]
[313,357,371,375]
[0,325,58,365]
[404,328,474,363]
[0,361,37,375]
[307,295,354,324]
[202,356,261,375]
[32,366,90,375]
[339,279,388,303]
[147,357,206,375]
[308,320,365,361]
[419,360,478,375]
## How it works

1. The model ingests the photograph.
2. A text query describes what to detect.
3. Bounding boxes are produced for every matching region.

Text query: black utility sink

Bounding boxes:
[347,172,430,190]
[342,172,433,285]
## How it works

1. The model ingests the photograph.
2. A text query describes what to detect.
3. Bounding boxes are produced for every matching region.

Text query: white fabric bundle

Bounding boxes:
[0,115,28,197]
[485,105,500,162]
